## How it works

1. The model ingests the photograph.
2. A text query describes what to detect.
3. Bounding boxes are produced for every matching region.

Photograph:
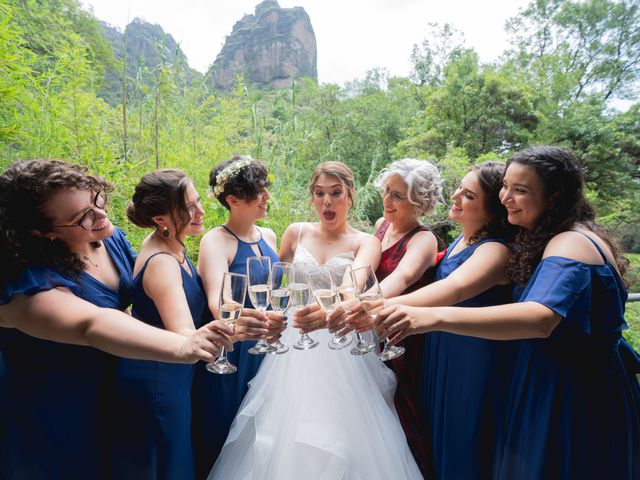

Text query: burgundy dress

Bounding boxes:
[375,219,444,478]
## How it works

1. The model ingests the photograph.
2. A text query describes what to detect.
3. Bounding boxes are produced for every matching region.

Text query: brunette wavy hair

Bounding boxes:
[504,146,628,285]
[468,161,515,244]
[0,159,112,284]
[126,169,193,238]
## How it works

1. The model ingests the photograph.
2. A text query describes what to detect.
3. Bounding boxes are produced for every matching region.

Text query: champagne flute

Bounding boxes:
[290,265,318,350]
[269,261,292,354]
[351,264,405,361]
[308,267,339,344]
[247,256,277,354]
[206,272,247,374]
[326,264,354,350]
[348,265,379,356]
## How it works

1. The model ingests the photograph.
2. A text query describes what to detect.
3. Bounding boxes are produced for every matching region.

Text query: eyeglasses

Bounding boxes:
[382,186,409,205]
[54,190,107,231]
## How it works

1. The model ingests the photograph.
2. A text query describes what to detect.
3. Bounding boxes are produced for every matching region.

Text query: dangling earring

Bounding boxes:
[49,234,55,242]
[162,226,169,238]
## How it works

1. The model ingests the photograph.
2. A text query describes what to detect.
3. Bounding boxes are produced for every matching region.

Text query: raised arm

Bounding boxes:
[352,233,382,271]
[376,234,605,343]
[378,301,559,343]
[278,223,302,263]
[141,254,199,336]
[388,241,510,306]
[0,289,232,363]
[379,230,438,298]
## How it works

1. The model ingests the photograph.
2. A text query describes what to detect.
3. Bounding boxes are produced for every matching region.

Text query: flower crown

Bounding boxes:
[212,156,253,198]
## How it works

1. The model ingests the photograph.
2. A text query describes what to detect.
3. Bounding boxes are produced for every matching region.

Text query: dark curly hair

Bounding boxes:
[468,161,516,244]
[504,146,628,285]
[209,156,271,210]
[0,159,112,285]
[127,169,193,238]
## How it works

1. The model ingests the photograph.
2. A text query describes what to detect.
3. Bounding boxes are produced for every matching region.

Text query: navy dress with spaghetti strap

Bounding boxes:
[496,235,640,479]
[192,226,280,478]
[421,234,516,480]
[111,251,207,480]
[0,228,136,480]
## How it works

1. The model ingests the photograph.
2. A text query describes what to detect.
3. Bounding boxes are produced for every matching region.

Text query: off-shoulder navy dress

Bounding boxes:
[421,235,516,480]
[0,228,135,480]
[496,237,640,479]
[111,252,208,480]
[191,227,279,478]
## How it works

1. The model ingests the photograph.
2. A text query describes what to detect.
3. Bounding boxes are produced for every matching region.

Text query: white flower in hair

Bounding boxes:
[212,156,253,198]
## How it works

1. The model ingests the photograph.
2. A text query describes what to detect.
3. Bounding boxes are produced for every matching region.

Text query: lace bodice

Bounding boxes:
[292,243,355,269]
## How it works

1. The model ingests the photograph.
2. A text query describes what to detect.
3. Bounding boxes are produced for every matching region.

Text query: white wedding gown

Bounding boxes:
[208,244,423,480]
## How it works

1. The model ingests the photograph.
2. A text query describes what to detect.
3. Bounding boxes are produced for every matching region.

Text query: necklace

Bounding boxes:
[384,222,420,245]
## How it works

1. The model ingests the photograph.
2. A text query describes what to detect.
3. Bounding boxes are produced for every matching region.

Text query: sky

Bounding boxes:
[80,0,533,86]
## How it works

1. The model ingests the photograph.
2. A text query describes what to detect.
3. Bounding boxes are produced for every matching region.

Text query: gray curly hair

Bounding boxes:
[374,158,443,218]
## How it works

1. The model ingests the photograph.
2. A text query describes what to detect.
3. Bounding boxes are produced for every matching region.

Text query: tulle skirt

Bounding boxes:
[208,323,423,480]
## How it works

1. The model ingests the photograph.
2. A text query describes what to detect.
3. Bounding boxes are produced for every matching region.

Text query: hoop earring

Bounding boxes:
[162,226,170,238]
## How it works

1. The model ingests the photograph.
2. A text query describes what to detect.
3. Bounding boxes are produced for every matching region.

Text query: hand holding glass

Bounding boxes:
[206,272,247,374]
[352,265,405,361]
[325,264,354,350]
[269,261,292,354]
[290,266,318,350]
[247,256,277,354]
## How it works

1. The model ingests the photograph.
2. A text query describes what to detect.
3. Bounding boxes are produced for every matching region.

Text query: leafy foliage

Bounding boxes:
[0,0,638,268]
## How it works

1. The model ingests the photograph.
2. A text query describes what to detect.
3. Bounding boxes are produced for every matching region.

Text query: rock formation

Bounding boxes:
[210,0,317,91]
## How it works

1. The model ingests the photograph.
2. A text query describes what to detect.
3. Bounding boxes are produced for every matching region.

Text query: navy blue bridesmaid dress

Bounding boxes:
[0,228,135,480]
[496,237,640,479]
[421,235,517,480]
[111,252,208,480]
[191,227,279,478]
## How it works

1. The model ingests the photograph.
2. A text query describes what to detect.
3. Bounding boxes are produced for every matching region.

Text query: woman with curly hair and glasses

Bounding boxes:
[0,160,232,479]
[375,147,640,479]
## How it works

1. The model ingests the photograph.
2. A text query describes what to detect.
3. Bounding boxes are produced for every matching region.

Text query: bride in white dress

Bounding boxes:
[209,162,423,480]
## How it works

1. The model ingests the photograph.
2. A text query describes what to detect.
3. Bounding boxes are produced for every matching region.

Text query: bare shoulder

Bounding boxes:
[474,240,509,256]
[355,231,380,253]
[356,230,377,243]
[144,252,182,276]
[544,230,610,264]
[408,229,437,246]
[200,226,236,250]
[201,225,228,243]
[282,222,311,243]
[374,217,385,230]
[258,226,278,249]
[258,226,277,240]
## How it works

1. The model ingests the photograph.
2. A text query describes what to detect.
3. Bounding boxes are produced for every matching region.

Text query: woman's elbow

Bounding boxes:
[530,305,560,338]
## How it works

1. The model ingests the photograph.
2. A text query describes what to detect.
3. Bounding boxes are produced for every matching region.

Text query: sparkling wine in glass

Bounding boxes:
[352,264,405,361]
[348,265,380,356]
[247,256,277,354]
[290,266,318,350]
[206,272,247,374]
[269,262,292,354]
[326,264,354,350]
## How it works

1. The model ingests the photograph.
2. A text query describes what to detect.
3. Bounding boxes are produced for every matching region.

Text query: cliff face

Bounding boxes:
[98,18,200,105]
[210,0,317,91]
